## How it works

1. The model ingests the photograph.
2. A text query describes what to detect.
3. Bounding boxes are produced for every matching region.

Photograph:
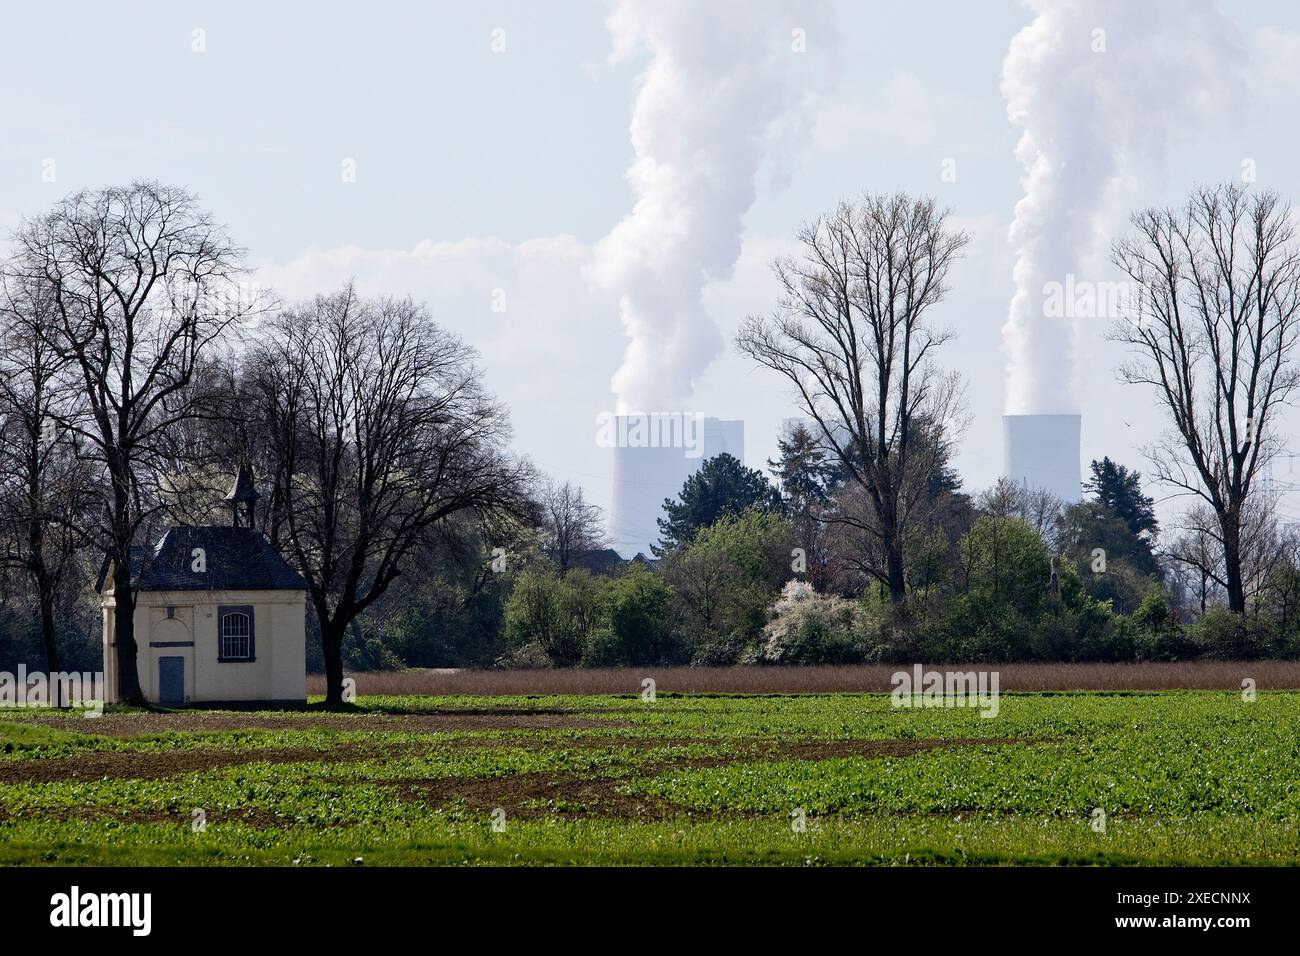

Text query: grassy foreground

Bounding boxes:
[0,690,1297,866]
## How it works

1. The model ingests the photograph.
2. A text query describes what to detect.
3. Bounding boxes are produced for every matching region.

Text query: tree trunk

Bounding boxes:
[883,548,904,600]
[885,542,906,606]
[1221,513,1246,614]
[27,498,61,703]
[880,491,907,606]
[38,581,61,708]
[322,619,346,706]
[112,558,145,705]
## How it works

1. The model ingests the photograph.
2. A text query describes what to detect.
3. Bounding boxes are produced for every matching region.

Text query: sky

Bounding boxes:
[1,0,1298,534]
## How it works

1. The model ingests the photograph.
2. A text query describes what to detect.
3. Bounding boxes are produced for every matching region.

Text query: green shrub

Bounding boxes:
[688,627,750,666]
[662,508,794,660]
[1188,608,1278,660]
[580,627,624,667]
[1130,589,1196,661]
[602,564,678,665]
[958,515,1051,615]
[341,625,406,670]
[938,590,1032,661]
[1031,603,1131,662]
[504,566,606,666]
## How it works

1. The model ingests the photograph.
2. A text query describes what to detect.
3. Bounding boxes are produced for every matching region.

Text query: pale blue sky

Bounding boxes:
[2,0,1298,531]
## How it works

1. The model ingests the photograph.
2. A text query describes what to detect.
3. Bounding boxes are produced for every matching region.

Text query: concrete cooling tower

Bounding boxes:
[1001,414,1082,504]
[610,415,744,558]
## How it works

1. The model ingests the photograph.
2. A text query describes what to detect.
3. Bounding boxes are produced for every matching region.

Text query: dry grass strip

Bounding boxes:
[312,661,1300,697]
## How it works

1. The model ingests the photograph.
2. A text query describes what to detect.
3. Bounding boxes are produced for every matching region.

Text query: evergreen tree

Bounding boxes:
[768,422,841,509]
[655,453,781,556]
[1084,457,1158,540]
[767,422,840,589]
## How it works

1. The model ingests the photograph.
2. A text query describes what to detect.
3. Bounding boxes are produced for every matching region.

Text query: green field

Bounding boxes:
[1,691,1297,866]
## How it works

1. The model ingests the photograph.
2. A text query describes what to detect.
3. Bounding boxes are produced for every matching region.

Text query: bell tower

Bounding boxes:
[224,463,260,528]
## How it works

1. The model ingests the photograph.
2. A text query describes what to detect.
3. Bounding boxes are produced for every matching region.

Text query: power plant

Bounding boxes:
[609,414,744,558]
[1001,414,1082,505]
[608,411,1078,556]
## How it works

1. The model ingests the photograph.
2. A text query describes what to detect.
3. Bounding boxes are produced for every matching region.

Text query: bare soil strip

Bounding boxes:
[17,710,631,739]
[0,728,1048,791]
[0,741,410,784]
[383,736,1048,821]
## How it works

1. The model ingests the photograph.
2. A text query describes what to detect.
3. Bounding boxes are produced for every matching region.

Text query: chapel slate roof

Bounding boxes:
[569,548,626,576]
[100,526,307,592]
[95,546,149,593]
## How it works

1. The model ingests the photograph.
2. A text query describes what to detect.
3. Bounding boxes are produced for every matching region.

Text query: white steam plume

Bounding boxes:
[1000,0,1242,414]
[592,0,831,413]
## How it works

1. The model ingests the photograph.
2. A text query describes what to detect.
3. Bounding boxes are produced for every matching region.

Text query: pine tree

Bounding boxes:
[1084,457,1158,540]
[654,453,781,556]
[767,422,841,509]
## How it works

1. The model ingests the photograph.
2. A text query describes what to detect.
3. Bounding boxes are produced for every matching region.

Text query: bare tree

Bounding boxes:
[738,192,969,606]
[7,182,255,703]
[822,414,963,599]
[0,276,97,698]
[540,480,607,573]
[1165,505,1223,614]
[768,420,840,591]
[977,476,1063,549]
[147,355,261,527]
[187,353,297,547]
[1258,524,1300,629]
[1111,183,1300,613]
[253,285,534,704]
[1238,489,1286,609]
[1168,488,1287,616]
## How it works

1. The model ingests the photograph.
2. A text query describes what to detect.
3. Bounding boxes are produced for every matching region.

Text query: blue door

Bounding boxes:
[159,656,184,705]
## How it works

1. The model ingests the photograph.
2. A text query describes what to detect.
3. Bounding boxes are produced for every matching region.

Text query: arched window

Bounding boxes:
[219,606,255,661]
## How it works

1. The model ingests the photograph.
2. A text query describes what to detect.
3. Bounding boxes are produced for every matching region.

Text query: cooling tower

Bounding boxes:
[701,418,744,461]
[1001,414,1082,504]
[610,415,745,558]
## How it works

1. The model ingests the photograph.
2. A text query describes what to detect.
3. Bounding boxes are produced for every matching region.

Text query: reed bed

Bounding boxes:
[308,660,1300,696]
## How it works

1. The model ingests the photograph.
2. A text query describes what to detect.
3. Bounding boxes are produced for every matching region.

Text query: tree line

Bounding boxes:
[502,185,1300,667]
[1,181,1298,696]
[0,182,534,704]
